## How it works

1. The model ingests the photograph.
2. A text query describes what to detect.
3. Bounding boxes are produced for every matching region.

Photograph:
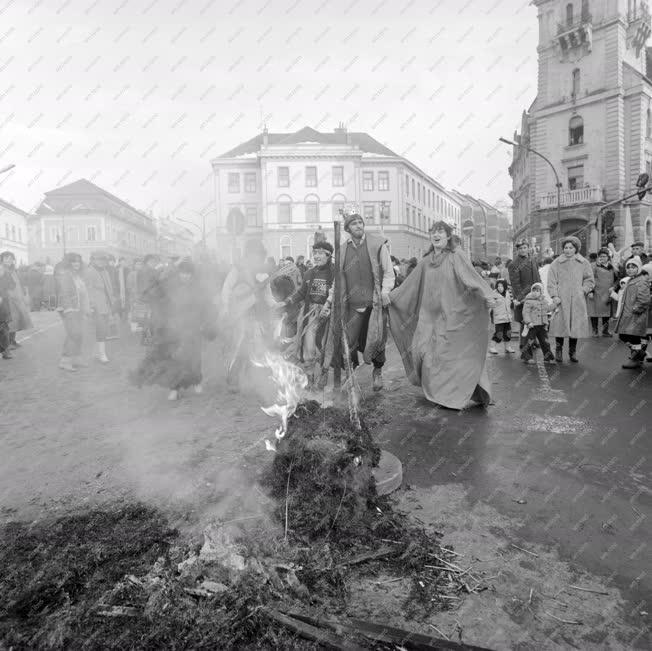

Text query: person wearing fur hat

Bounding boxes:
[283,240,335,388]
[520,282,556,364]
[586,248,617,337]
[325,212,394,391]
[615,256,651,369]
[547,235,595,363]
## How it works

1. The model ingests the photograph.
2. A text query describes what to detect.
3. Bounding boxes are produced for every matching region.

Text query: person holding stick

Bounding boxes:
[327,212,394,392]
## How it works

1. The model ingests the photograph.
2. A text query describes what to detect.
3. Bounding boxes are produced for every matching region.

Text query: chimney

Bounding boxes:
[334,122,347,143]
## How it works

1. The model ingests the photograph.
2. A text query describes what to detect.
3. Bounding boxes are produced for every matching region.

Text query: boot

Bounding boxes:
[95,341,109,363]
[622,345,644,369]
[543,349,556,363]
[59,356,76,371]
[372,367,384,391]
[488,342,498,355]
[568,340,578,363]
[8,332,20,349]
[505,343,516,354]
[601,320,612,337]
[555,344,563,363]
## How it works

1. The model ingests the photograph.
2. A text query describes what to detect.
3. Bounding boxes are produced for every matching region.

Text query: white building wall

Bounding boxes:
[0,202,29,265]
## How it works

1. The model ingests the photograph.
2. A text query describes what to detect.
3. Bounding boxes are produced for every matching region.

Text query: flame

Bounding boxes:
[253,352,308,447]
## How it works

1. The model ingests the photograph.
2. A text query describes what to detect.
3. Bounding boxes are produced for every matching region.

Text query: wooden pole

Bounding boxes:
[332,219,342,389]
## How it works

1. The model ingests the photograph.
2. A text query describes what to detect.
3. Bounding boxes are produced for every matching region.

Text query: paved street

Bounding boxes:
[0,312,650,647]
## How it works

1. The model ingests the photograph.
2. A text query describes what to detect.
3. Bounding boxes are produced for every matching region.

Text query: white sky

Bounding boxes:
[0,0,537,231]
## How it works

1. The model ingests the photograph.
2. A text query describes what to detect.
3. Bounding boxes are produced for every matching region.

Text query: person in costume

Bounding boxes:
[388,221,495,410]
[283,240,334,389]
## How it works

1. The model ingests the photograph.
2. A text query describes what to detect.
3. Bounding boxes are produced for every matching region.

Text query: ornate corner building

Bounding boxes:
[509,0,652,253]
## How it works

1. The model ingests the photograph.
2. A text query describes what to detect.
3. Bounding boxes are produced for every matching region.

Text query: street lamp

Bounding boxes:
[499,137,563,254]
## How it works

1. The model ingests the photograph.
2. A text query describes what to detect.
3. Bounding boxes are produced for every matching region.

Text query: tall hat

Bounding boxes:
[312,240,333,255]
[561,235,581,252]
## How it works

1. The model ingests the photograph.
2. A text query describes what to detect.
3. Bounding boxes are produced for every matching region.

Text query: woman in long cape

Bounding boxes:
[388,221,495,410]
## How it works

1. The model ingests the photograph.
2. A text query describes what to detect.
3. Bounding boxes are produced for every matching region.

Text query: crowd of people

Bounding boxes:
[1,217,651,410]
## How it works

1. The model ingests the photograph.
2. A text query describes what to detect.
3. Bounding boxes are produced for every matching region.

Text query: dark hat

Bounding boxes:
[313,240,333,255]
[515,238,529,248]
[632,240,645,248]
[343,212,363,232]
[0,250,15,260]
[597,248,610,257]
[561,235,581,252]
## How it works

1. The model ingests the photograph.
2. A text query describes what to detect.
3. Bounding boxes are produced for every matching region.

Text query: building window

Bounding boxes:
[411,206,416,227]
[568,164,584,190]
[18,227,22,242]
[11,225,16,240]
[378,171,389,191]
[566,2,574,27]
[405,173,409,194]
[228,173,240,193]
[87,225,97,241]
[4,224,8,239]
[305,197,319,222]
[280,235,292,260]
[417,209,422,231]
[278,166,290,188]
[332,166,344,186]
[278,201,292,223]
[244,172,256,193]
[427,189,431,208]
[405,203,410,224]
[305,166,317,187]
[411,178,415,199]
[646,218,652,251]
[572,68,580,97]
[569,115,584,145]
[245,206,258,227]
[647,107,651,139]
[380,202,390,221]
[363,204,375,222]
[362,171,374,191]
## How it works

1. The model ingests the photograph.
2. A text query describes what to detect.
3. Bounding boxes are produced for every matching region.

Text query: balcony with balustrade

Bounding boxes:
[556,9,592,54]
[536,185,604,210]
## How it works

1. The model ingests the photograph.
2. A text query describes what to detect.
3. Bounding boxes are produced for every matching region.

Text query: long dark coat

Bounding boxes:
[586,262,617,318]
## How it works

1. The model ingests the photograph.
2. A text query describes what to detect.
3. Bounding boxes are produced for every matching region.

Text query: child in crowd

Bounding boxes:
[283,241,335,388]
[521,282,556,364]
[489,279,515,354]
[614,257,651,369]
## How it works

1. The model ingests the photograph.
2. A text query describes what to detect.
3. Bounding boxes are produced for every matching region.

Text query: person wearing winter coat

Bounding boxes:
[508,239,541,350]
[0,263,12,359]
[547,236,595,363]
[615,256,651,369]
[520,282,555,364]
[643,261,652,362]
[55,253,91,371]
[586,248,617,337]
[0,251,33,349]
[488,278,515,354]
[84,250,117,363]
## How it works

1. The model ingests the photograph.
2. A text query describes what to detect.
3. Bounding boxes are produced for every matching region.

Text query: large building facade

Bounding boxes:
[508,0,652,253]
[210,126,463,262]
[29,179,158,263]
[0,198,30,265]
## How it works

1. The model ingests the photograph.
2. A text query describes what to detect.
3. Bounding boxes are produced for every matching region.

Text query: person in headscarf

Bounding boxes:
[0,251,33,349]
[388,221,495,410]
[55,252,91,371]
[130,257,216,400]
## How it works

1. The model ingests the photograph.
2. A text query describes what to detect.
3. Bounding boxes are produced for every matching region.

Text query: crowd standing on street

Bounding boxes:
[4,213,652,411]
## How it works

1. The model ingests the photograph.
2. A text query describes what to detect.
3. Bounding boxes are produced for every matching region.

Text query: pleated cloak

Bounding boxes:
[388,247,493,410]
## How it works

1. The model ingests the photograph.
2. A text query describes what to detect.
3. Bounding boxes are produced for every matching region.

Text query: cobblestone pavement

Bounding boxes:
[1,312,650,648]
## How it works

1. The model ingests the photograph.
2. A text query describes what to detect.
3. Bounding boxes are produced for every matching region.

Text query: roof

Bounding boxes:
[217,126,400,158]
[0,197,30,217]
[41,179,151,221]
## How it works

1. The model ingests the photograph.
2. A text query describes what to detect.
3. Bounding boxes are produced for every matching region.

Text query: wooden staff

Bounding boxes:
[332,219,342,389]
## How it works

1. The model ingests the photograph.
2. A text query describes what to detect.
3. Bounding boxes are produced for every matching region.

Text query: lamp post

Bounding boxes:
[379,200,388,237]
[499,137,563,254]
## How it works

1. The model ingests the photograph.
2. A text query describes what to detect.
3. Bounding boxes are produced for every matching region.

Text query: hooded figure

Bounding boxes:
[388,221,494,410]
[0,251,33,348]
